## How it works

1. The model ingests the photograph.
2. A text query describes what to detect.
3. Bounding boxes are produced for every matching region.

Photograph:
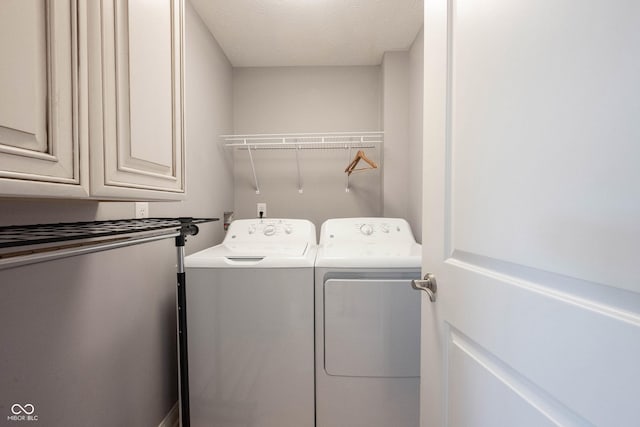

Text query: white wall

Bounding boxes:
[0,3,233,425]
[232,66,382,230]
[408,28,424,242]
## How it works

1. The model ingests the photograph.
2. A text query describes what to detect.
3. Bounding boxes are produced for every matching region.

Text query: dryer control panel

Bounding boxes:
[316,217,421,274]
[320,218,416,245]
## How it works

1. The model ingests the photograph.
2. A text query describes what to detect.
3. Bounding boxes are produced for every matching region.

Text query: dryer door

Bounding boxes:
[324,279,420,377]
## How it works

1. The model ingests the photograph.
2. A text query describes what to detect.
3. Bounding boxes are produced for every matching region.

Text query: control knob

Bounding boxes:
[360,224,374,236]
[263,225,276,236]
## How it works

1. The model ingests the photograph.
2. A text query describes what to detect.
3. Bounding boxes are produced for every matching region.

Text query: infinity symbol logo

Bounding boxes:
[11,403,35,415]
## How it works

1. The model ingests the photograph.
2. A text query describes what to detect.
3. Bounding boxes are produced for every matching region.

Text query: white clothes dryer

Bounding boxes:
[184,219,316,427]
[315,217,422,427]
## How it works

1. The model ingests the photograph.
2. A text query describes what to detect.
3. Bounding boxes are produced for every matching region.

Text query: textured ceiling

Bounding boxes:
[189,0,424,67]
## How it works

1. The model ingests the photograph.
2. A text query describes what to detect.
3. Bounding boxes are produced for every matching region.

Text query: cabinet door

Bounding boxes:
[88,0,185,200]
[0,0,88,198]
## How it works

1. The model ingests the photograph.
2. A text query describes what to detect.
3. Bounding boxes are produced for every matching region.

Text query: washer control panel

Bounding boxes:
[359,224,374,236]
[226,219,316,243]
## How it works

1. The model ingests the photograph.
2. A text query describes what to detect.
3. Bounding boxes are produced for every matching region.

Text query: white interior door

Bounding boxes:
[420,1,640,426]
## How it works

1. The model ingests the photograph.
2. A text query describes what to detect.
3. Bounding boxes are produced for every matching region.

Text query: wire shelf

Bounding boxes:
[221,131,383,150]
[221,131,383,194]
[0,217,217,249]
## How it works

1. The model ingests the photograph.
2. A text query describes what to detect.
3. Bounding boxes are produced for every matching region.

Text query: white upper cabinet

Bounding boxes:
[0,0,185,201]
[0,0,89,198]
[87,0,185,200]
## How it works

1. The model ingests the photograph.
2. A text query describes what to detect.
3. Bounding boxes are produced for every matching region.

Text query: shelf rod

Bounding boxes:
[0,232,180,271]
[223,138,382,143]
[221,131,384,139]
[224,142,380,149]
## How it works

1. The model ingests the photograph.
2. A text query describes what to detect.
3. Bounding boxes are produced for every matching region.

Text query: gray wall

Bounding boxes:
[380,38,424,243]
[232,66,382,231]
[381,51,410,221]
[0,3,233,426]
[408,28,424,243]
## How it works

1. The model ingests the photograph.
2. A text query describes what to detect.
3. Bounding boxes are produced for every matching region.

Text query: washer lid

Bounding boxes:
[198,241,309,258]
[185,241,316,268]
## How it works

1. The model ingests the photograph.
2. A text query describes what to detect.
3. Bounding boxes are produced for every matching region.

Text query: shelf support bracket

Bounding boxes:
[246,140,260,194]
[345,145,352,192]
[295,145,303,194]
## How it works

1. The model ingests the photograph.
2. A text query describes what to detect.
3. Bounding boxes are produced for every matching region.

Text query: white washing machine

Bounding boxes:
[315,217,422,427]
[184,219,316,427]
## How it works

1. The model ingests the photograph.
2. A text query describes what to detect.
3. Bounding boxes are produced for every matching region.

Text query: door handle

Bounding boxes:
[411,273,437,302]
